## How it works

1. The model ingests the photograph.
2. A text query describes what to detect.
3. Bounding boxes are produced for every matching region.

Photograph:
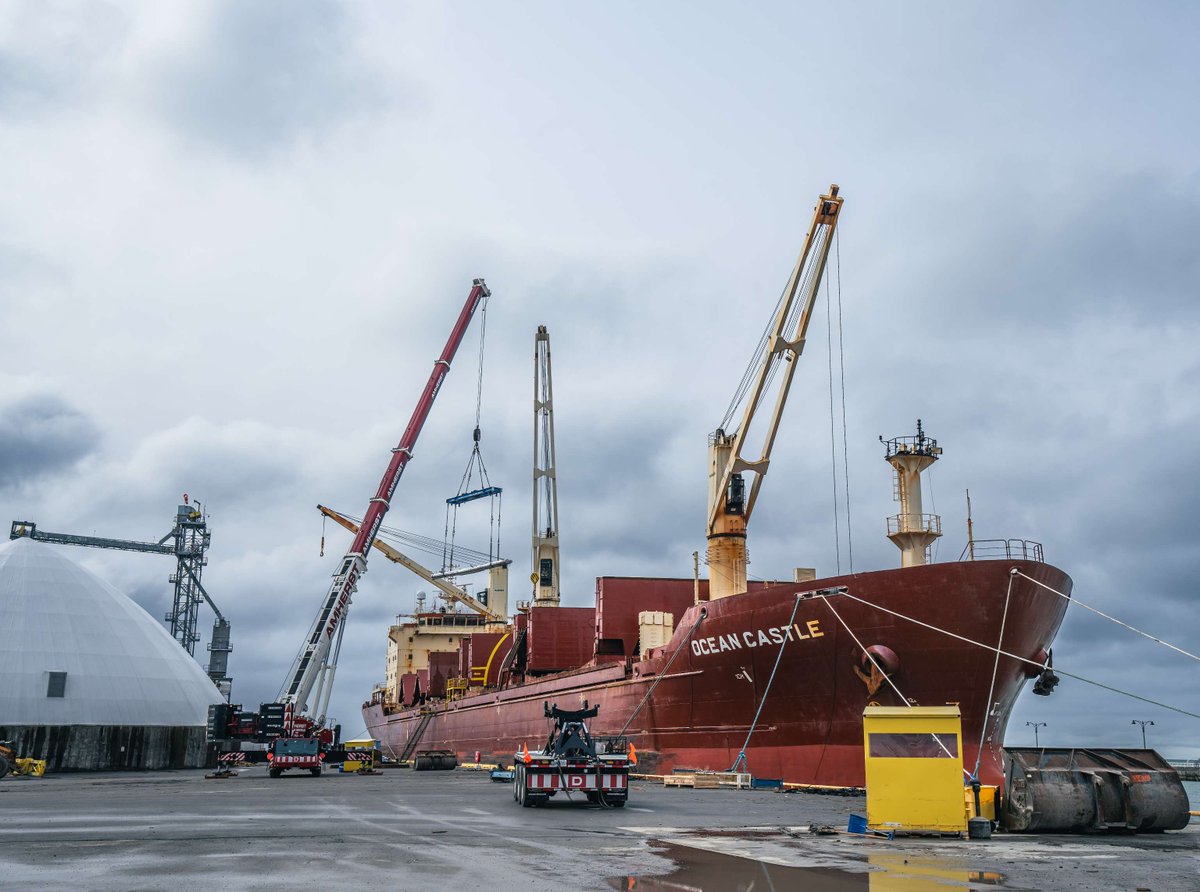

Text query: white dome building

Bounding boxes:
[0,537,223,770]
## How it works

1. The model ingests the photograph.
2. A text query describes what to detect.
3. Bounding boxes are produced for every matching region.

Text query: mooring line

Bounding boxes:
[617,608,707,738]
[819,595,963,771]
[975,572,1014,779]
[730,593,804,773]
[1014,569,1200,664]
[834,588,1200,721]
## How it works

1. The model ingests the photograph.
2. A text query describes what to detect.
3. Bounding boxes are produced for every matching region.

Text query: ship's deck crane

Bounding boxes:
[531,324,560,607]
[706,185,844,599]
[9,501,233,698]
[317,505,507,624]
[279,278,490,726]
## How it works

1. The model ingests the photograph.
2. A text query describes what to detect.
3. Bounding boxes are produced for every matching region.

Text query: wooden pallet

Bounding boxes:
[663,771,749,789]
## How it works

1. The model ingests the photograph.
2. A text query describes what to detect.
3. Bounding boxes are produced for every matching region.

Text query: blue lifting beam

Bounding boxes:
[446,486,503,506]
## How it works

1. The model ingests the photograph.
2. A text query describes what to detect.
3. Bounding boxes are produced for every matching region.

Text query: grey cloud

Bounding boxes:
[0,1,127,115]
[915,174,1200,332]
[0,394,100,490]
[154,0,389,159]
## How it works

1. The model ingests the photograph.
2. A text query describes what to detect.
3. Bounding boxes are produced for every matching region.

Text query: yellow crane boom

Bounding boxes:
[706,185,845,599]
[316,505,505,623]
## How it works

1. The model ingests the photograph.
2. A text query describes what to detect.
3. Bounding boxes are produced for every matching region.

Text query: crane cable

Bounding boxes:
[825,251,841,574]
[443,300,502,571]
[719,225,833,434]
[330,510,493,566]
[834,228,854,573]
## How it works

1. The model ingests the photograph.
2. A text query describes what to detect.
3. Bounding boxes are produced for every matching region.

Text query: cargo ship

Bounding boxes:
[364,557,1069,788]
[361,186,1073,788]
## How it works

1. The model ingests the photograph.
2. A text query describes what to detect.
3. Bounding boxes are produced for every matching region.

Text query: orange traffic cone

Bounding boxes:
[522,743,532,765]
[628,743,638,766]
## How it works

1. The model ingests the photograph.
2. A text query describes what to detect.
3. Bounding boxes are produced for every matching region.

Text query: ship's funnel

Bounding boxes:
[882,420,943,567]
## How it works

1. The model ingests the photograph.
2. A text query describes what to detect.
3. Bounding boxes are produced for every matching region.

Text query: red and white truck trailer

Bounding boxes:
[513,702,631,808]
[267,736,325,778]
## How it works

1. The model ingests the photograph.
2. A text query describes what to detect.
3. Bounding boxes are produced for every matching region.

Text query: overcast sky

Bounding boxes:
[2,1,1197,756]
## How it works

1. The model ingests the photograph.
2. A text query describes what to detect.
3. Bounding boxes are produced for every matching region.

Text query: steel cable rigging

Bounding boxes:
[442,300,503,575]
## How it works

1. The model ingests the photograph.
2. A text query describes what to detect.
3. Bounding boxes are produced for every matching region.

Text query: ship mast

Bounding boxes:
[882,419,943,566]
[706,185,844,600]
[531,325,561,607]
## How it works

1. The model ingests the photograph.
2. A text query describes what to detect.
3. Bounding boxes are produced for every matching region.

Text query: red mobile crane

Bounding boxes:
[210,278,490,772]
[279,278,491,728]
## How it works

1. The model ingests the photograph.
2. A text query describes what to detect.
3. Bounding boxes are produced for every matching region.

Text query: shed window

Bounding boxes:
[47,671,67,698]
[868,732,958,759]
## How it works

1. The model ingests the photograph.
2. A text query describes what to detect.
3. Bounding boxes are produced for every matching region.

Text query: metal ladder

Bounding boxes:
[399,710,435,762]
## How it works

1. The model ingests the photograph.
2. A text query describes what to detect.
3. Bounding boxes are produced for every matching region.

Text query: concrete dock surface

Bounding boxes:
[0,767,1195,890]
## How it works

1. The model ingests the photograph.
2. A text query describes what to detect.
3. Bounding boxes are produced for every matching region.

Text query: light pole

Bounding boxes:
[1026,721,1047,747]
[1132,719,1155,748]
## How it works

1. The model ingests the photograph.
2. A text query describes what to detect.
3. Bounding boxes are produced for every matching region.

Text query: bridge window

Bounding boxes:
[47,670,67,698]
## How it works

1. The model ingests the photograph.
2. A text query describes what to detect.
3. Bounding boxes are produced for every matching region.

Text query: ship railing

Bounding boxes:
[881,433,941,460]
[594,735,630,756]
[886,513,942,536]
[958,539,1044,562]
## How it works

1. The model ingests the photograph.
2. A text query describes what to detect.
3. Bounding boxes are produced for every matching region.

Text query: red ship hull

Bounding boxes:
[364,560,1070,789]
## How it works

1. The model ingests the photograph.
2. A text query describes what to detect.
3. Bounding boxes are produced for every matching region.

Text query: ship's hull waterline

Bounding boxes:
[364,560,1070,788]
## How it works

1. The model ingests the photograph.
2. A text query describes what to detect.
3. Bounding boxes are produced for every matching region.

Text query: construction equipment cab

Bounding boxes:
[268,736,324,778]
[512,701,630,808]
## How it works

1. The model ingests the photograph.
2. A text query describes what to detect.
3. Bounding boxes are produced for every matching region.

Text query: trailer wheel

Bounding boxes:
[436,754,457,770]
[512,765,522,802]
[269,767,282,778]
[413,755,433,772]
[310,768,322,777]
[518,771,533,808]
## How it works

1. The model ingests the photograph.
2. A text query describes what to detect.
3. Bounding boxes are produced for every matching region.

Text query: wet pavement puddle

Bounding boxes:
[609,841,868,890]
[609,835,1008,891]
